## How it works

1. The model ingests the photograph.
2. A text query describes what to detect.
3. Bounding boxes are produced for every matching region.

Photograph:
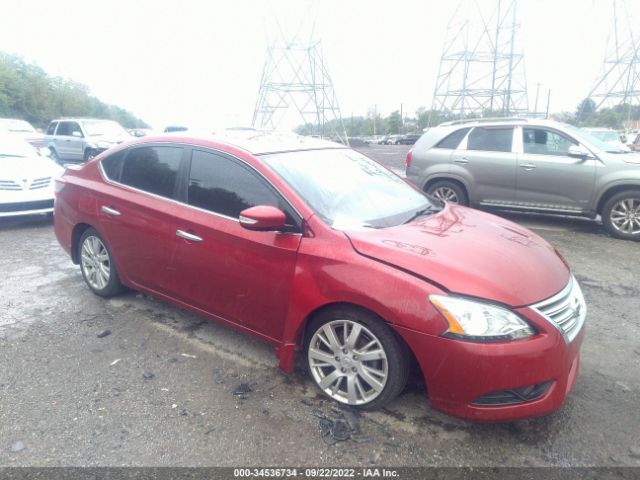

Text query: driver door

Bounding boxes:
[516,127,596,212]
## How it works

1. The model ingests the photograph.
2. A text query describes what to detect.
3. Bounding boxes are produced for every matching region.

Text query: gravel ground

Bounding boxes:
[0,145,639,467]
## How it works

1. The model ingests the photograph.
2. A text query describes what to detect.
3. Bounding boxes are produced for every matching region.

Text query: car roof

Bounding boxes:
[146,129,347,155]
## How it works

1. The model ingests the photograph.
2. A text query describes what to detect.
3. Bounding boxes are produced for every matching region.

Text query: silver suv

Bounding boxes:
[45,118,131,164]
[406,118,640,240]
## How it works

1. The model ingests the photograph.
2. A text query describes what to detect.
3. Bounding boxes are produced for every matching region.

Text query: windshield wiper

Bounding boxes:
[403,206,441,224]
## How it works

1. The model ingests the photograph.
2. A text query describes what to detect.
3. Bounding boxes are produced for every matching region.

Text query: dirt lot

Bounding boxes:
[1,145,639,467]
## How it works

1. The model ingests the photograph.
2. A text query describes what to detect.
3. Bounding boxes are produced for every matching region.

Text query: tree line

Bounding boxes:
[0,52,149,129]
[296,99,640,138]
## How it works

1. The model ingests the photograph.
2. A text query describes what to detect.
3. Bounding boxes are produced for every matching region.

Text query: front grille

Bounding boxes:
[29,177,51,190]
[0,180,21,191]
[472,381,553,406]
[0,199,54,212]
[532,276,586,343]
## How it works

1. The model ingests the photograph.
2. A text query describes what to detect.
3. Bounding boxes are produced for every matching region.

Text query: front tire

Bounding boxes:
[426,180,469,206]
[78,228,124,297]
[49,148,61,165]
[602,190,640,241]
[305,307,409,410]
[84,149,98,162]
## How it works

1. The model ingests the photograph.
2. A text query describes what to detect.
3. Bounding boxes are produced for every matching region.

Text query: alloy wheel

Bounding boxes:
[609,198,640,235]
[308,320,388,405]
[80,236,111,290]
[432,186,459,204]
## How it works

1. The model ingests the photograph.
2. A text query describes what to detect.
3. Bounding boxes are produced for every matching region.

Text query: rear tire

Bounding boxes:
[602,190,640,241]
[78,228,124,297]
[426,180,469,206]
[305,307,410,410]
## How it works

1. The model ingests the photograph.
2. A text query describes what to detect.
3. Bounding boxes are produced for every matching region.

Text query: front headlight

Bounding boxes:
[430,295,535,342]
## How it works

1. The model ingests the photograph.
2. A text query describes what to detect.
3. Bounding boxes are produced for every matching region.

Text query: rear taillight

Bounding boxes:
[405,149,413,169]
[54,178,66,195]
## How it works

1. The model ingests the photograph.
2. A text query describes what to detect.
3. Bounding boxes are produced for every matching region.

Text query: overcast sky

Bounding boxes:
[1,0,638,130]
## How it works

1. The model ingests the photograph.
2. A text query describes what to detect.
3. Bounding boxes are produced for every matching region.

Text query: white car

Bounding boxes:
[0,135,64,217]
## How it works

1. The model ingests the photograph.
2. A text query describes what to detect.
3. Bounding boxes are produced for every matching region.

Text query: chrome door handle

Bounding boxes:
[176,229,203,242]
[520,163,537,171]
[454,157,469,164]
[101,206,121,216]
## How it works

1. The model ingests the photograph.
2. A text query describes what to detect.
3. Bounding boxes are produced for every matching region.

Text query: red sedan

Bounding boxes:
[53,132,586,421]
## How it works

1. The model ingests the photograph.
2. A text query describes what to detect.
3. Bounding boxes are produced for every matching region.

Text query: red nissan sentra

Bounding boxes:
[53,131,586,421]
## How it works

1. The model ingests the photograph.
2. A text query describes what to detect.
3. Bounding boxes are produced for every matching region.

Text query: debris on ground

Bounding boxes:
[11,441,25,452]
[311,407,369,445]
[96,329,111,338]
[142,371,154,380]
[630,446,640,459]
[233,383,253,397]
[109,358,121,366]
[181,353,197,359]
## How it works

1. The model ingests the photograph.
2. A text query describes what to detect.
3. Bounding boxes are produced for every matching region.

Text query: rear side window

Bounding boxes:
[187,149,297,226]
[101,149,127,181]
[46,122,58,135]
[435,128,470,149]
[467,127,513,153]
[120,146,183,199]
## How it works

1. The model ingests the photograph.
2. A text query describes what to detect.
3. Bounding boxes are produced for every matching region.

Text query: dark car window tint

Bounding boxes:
[120,146,182,198]
[523,128,577,156]
[188,150,294,224]
[435,128,470,149]
[46,122,57,135]
[101,149,127,181]
[467,127,513,153]
[56,122,72,136]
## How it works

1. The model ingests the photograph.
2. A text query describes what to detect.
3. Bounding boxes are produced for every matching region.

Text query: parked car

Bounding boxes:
[0,118,46,148]
[45,118,131,164]
[406,118,640,241]
[582,127,630,151]
[0,134,64,217]
[397,134,421,145]
[164,125,189,133]
[377,135,393,145]
[54,131,585,421]
[628,132,640,152]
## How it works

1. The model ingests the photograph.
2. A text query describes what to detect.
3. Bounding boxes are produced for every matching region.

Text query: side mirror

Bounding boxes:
[72,131,83,138]
[568,145,591,160]
[239,205,286,231]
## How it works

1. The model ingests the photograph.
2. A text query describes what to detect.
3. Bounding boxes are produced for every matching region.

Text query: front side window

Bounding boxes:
[523,128,577,156]
[187,150,296,225]
[467,127,514,153]
[263,149,440,229]
[120,146,182,198]
[56,122,82,137]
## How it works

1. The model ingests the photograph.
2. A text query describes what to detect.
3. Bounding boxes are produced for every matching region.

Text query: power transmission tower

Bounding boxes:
[430,0,529,124]
[252,10,348,144]
[586,0,639,117]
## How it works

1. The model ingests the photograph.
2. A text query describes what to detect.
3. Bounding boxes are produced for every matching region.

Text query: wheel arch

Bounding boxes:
[70,223,94,264]
[596,184,640,214]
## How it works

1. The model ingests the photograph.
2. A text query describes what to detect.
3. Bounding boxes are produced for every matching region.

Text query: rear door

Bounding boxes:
[96,144,187,294]
[516,127,596,212]
[167,148,302,340]
[452,126,517,205]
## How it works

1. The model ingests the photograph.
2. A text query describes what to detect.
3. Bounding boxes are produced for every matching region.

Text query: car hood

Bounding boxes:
[0,156,64,179]
[344,205,570,307]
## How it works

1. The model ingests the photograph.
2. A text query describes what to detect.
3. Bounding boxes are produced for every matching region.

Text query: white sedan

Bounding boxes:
[0,135,64,217]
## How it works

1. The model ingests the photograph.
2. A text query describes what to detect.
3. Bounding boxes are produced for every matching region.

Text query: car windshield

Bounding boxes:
[263,148,441,229]
[82,120,128,137]
[0,135,38,158]
[0,119,36,133]
[568,125,627,153]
